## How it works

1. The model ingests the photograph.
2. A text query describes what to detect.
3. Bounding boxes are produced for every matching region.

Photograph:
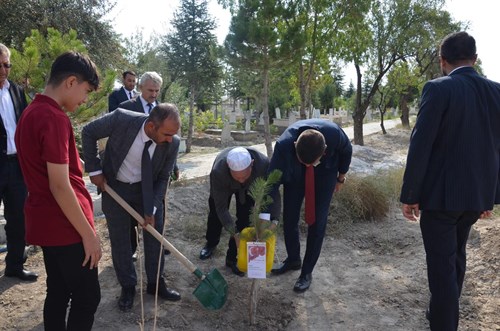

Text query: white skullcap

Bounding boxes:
[227,147,252,171]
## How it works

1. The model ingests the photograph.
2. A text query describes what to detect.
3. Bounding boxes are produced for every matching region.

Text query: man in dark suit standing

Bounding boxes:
[108,70,137,112]
[400,32,500,331]
[118,71,162,115]
[269,119,352,293]
[0,43,37,281]
[81,103,181,311]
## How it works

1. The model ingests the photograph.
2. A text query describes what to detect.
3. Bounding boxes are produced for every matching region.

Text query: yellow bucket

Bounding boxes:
[237,227,276,273]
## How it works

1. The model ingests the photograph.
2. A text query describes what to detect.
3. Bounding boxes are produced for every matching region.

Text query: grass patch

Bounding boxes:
[329,168,404,232]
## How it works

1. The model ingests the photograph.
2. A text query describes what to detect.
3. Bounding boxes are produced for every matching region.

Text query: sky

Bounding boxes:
[106,0,500,82]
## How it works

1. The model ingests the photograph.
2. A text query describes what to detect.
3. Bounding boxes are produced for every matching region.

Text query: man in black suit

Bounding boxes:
[82,104,181,311]
[0,43,37,281]
[108,70,137,112]
[400,31,500,331]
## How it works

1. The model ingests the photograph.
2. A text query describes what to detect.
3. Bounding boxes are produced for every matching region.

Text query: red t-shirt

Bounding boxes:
[14,94,95,246]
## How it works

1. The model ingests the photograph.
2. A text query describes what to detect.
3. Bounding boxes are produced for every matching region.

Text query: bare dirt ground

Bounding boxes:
[1,127,499,331]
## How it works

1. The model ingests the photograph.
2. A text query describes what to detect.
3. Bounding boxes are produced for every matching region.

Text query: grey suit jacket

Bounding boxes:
[81,108,180,210]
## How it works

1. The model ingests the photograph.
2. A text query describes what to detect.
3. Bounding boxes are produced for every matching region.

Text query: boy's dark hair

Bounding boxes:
[148,103,180,129]
[122,70,136,79]
[440,31,477,65]
[47,51,99,90]
[295,129,326,164]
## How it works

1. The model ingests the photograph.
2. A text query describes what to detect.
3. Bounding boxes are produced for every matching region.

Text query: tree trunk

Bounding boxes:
[186,85,195,153]
[399,94,410,128]
[353,64,364,146]
[380,110,387,134]
[249,279,259,325]
[298,62,307,119]
[262,68,273,158]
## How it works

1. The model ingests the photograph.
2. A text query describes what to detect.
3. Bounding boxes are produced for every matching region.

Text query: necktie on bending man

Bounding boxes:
[141,140,154,216]
[147,103,153,114]
[304,165,316,225]
[129,91,133,99]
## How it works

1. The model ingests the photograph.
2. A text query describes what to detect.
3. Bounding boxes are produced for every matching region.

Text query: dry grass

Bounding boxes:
[329,169,404,232]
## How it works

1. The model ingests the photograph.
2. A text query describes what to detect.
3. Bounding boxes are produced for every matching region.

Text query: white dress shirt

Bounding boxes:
[0,80,18,155]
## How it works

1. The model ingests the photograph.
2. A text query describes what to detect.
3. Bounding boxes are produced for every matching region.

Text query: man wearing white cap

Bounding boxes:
[199,147,280,276]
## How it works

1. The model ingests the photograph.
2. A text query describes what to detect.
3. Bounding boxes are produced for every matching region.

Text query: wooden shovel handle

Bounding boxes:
[104,183,198,274]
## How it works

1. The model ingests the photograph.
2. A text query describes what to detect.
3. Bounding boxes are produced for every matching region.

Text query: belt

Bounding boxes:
[6,154,17,160]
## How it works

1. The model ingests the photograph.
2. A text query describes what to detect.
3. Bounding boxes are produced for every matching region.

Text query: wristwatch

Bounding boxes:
[337,176,346,184]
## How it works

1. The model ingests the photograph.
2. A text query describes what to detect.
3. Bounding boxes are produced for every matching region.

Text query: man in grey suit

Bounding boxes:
[108,70,137,112]
[82,103,181,311]
[118,71,177,258]
[0,43,37,281]
[400,32,500,331]
[118,71,162,115]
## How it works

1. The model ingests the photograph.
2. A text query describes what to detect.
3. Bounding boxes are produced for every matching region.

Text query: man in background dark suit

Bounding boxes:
[400,31,500,331]
[81,104,181,311]
[108,70,137,112]
[0,43,37,281]
[118,71,162,115]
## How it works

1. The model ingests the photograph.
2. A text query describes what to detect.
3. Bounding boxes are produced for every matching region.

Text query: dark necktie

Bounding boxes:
[147,103,153,114]
[129,91,133,99]
[304,165,316,225]
[142,140,154,216]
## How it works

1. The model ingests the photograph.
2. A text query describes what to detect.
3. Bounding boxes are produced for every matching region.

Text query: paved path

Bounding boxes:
[177,118,400,180]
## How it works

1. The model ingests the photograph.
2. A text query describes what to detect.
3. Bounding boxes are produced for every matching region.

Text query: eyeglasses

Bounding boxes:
[0,63,12,69]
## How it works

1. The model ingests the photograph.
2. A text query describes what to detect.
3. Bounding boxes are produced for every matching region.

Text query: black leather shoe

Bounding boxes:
[199,245,216,260]
[147,281,181,301]
[164,249,171,255]
[4,269,38,282]
[118,286,136,311]
[271,260,302,275]
[293,273,312,293]
[225,260,244,277]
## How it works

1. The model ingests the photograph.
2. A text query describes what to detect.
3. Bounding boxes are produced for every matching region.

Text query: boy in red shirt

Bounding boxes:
[15,52,102,330]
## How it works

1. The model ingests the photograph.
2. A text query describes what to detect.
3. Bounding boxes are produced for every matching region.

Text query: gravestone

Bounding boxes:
[275,107,281,119]
[221,121,233,146]
[289,111,297,126]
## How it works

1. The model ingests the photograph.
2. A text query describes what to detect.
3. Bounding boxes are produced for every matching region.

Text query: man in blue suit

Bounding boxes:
[400,31,500,331]
[108,70,137,112]
[82,104,181,311]
[269,119,352,292]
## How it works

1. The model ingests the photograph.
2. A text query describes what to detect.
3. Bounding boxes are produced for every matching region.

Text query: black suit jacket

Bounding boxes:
[108,87,134,112]
[0,80,28,162]
[118,97,148,114]
[400,67,500,211]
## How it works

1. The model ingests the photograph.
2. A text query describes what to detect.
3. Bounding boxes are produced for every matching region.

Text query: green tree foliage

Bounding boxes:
[225,0,303,157]
[0,0,124,70]
[340,0,460,145]
[164,0,221,153]
[9,28,115,123]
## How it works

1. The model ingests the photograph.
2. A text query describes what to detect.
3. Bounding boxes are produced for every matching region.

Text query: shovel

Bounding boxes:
[104,183,228,310]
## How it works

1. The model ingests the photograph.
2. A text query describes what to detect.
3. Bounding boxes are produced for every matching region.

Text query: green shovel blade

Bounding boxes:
[192,268,228,310]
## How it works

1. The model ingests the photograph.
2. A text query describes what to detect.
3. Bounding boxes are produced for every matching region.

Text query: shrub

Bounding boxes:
[329,169,404,231]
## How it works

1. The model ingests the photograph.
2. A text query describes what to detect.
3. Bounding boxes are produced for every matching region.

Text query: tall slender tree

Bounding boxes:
[164,0,221,153]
